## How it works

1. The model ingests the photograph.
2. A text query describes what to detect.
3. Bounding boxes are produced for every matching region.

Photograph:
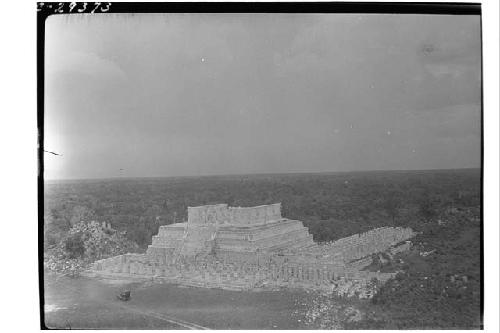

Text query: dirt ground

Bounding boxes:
[43,273,314,329]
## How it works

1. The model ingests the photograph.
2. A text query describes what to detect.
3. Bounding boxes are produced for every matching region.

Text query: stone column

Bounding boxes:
[138,263,145,275]
[132,262,138,274]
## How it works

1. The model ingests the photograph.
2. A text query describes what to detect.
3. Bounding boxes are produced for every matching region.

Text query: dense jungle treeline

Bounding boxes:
[44,168,480,249]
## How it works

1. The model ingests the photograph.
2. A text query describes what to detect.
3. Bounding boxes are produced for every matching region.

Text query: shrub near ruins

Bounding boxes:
[44,221,139,277]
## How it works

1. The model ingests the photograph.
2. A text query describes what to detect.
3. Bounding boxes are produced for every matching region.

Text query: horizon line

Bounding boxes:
[43,166,481,183]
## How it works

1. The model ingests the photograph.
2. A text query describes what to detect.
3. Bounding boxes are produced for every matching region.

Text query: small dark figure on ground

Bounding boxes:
[117,290,131,301]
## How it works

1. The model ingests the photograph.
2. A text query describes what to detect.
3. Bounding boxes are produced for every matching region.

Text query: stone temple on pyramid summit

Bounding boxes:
[89,203,416,295]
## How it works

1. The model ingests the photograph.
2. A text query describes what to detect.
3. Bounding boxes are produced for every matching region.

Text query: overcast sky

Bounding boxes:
[44,13,481,180]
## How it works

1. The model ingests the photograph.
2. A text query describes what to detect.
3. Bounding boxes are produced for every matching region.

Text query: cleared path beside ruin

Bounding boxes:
[112,302,209,329]
[43,273,207,329]
[43,273,313,329]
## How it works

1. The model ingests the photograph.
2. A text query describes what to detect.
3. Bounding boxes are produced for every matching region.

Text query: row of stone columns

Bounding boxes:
[270,264,340,283]
[310,227,415,263]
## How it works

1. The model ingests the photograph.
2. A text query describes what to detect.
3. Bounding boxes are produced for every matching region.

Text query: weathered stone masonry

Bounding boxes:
[90,203,416,291]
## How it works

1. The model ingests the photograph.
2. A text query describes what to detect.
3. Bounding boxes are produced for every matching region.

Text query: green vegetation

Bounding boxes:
[44,221,139,276]
[44,168,481,328]
[345,206,481,329]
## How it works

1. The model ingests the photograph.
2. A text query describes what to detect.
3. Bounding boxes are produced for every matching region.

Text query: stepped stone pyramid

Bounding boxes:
[146,203,314,263]
[90,203,416,293]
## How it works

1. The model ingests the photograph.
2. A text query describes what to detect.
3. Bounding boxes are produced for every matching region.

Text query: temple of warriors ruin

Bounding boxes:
[89,203,416,294]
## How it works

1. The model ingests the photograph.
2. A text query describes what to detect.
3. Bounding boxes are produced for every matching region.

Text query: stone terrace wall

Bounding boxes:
[90,232,411,292]
[307,227,416,263]
[188,204,228,225]
[180,224,217,256]
[93,227,415,277]
[227,203,282,225]
[186,203,282,226]
[157,223,186,238]
[92,252,385,290]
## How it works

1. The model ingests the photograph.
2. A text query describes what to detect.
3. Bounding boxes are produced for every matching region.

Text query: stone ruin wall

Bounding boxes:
[213,218,314,257]
[187,204,228,225]
[146,203,296,260]
[92,251,394,291]
[187,203,282,226]
[157,224,186,238]
[215,225,312,252]
[180,224,217,256]
[389,241,412,255]
[227,203,282,225]
[90,202,416,292]
[92,226,414,291]
[306,226,416,263]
